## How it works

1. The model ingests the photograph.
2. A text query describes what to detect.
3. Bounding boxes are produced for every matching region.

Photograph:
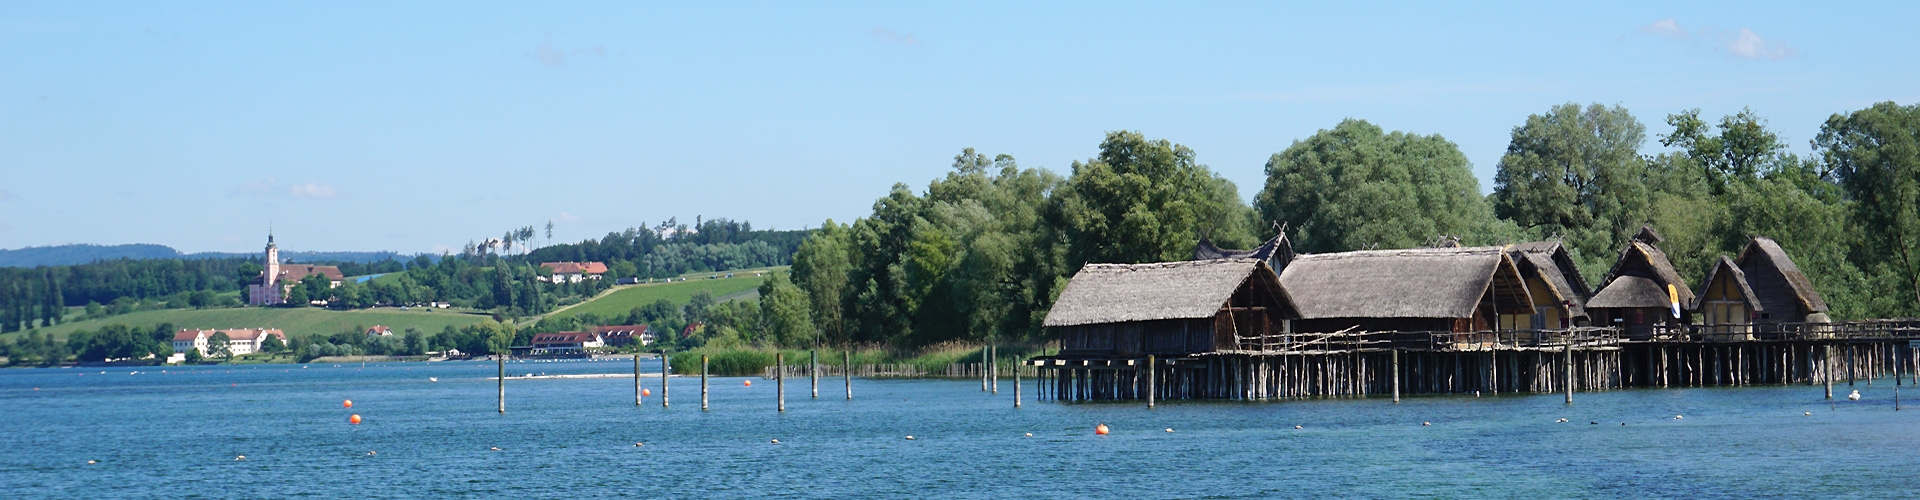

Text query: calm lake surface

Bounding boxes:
[2,359,1917,499]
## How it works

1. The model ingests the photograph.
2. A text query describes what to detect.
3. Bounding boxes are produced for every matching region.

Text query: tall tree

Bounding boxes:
[1256,119,1493,254]
[1056,131,1251,265]
[756,271,815,346]
[789,220,851,347]
[1491,102,1651,279]
[1819,101,1920,311]
[1661,107,1788,191]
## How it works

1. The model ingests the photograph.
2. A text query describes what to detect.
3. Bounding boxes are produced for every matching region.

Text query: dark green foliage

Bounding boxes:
[1257,119,1494,254]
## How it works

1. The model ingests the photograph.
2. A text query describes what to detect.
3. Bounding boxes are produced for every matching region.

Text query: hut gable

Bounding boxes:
[1505,241,1593,319]
[1589,240,1693,309]
[1695,256,1762,312]
[1044,259,1292,327]
[1735,237,1829,316]
[1278,246,1533,320]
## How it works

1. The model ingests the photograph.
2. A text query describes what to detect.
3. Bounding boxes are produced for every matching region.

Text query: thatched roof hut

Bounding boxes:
[1045,258,1294,356]
[1588,226,1692,336]
[1505,241,1593,325]
[1694,236,1830,329]
[1278,246,1535,333]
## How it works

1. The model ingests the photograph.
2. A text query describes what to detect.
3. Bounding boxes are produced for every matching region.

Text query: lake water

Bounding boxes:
[2,359,1917,499]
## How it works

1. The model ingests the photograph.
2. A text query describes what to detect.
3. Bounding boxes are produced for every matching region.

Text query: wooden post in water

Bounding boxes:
[810,350,819,399]
[1392,349,1401,403]
[991,345,999,395]
[635,354,643,406]
[777,352,786,412]
[1146,355,1156,409]
[662,354,670,408]
[701,355,710,410]
[1824,345,1834,400]
[1564,344,1574,404]
[497,355,505,413]
[844,349,853,400]
[1015,360,1023,408]
[981,347,989,391]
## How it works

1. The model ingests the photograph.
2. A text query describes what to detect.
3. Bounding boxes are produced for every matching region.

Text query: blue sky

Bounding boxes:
[2,2,1914,254]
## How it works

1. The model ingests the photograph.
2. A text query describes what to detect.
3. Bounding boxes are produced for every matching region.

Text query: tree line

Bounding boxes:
[761,101,1920,351]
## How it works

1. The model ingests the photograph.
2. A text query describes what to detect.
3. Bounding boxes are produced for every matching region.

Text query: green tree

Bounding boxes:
[790,220,852,346]
[1256,119,1494,254]
[757,271,815,347]
[1490,102,1651,279]
[208,331,233,360]
[1819,101,1920,311]
[1055,131,1252,265]
[184,349,203,364]
[260,333,285,354]
[1661,107,1787,191]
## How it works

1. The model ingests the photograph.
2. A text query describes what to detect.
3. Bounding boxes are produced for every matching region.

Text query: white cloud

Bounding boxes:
[228,178,278,197]
[554,211,583,223]
[1637,18,1685,39]
[536,40,566,68]
[1634,18,1796,61]
[287,182,346,200]
[869,27,918,45]
[1725,28,1796,60]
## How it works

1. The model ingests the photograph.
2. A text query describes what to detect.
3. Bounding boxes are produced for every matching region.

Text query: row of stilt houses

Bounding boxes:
[1031,226,1920,402]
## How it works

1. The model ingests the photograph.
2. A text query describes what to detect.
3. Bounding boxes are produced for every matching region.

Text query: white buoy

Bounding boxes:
[1849,390,1862,401]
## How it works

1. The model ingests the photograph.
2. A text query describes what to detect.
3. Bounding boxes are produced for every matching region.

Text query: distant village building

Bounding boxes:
[1586,227,1694,339]
[529,331,604,354]
[366,325,393,336]
[173,328,286,356]
[246,233,345,306]
[592,325,652,346]
[1695,236,1831,335]
[540,262,609,283]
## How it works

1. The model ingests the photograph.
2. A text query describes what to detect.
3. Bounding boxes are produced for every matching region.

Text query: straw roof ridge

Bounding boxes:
[1279,246,1509,319]
[1043,258,1271,327]
[1737,237,1829,313]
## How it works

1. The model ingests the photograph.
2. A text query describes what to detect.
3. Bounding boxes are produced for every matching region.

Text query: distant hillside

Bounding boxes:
[0,243,418,267]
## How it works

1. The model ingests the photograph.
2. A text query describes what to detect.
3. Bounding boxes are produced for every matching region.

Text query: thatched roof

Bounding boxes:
[1694,256,1762,311]
[1737,237,1829,313]
[1590,240,1693,309]
[1279,246,1533,319]
[1504,241,1592,318]
[1043,259,1287,327]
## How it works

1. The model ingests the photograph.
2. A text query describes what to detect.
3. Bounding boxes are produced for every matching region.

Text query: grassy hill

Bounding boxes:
[7,306,493,341]
[545,269,776,322]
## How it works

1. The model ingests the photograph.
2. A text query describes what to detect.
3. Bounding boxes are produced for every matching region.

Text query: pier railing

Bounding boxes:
[1638,319,1920,342]
[1228,327,1621,354]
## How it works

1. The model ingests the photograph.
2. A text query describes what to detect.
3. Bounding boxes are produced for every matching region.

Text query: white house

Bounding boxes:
[529,331,605,354]
[173,328,287,356]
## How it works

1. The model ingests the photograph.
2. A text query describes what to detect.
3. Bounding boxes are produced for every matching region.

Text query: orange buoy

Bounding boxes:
[343,400,353,408]
[642,389,652,396]
[1095,424,1110,435]
[744,380,752,387]
[349,414,362,424]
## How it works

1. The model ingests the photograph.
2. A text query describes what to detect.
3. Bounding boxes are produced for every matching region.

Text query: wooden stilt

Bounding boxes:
[845,349,853,400]
[810,350,819,399]
[662,354,670,408]
[701,355,709,410]
[497,355,505,414]
[635,354,643,406]
[777,352,785,412]
[1392,349,1401,403]
[1146,355,1156,409]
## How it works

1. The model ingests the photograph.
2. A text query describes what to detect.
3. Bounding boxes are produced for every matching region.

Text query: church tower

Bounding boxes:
[248,229,285,306]
[264,231,280,288]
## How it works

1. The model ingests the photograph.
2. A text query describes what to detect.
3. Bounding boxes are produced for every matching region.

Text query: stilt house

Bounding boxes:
[1587,226,1692,338]
[1694,236,1831,335]
[1278,246,1536,334]
[1503,241,1594,329]
[1043,259,1296,357]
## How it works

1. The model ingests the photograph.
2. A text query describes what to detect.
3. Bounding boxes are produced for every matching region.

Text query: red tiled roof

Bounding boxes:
[592,325,648,336]
[264,264,345,281]
[541,262,609,274]
[366,326,392,335]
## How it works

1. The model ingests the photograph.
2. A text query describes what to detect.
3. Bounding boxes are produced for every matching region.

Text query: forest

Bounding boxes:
[760,101,1920,351]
